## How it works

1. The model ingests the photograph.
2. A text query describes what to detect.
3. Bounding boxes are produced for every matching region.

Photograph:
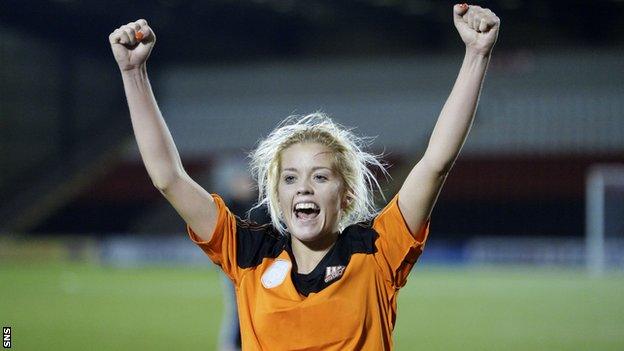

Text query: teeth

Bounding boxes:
[294,202,319,210]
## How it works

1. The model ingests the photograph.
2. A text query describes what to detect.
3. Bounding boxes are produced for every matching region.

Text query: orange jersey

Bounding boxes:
[188,194,429,350]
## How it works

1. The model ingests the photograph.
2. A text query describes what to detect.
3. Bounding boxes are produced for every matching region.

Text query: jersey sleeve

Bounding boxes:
[186,194,242,283]
[372,194,430,289]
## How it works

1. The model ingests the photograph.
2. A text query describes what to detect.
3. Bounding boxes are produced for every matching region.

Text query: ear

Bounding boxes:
[341,195,353,210]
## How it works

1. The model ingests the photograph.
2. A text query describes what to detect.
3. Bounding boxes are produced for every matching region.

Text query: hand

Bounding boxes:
[108,19,156,71]
[453,4,500,56]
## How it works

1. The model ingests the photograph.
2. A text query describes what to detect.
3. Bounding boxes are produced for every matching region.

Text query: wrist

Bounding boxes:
[120,64,147,75]
[120,65,148,80]
[465,46,492,59]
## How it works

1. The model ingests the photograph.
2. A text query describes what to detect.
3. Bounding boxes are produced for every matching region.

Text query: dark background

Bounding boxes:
[1,0,623,239]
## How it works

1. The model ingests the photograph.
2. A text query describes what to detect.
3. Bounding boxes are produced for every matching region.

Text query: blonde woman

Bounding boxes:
[109,3,499,350]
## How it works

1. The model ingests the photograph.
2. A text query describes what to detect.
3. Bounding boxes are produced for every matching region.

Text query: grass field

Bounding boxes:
[1,262,623,350]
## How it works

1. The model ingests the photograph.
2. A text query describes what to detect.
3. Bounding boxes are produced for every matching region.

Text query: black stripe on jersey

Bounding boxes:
[234,219,378,296]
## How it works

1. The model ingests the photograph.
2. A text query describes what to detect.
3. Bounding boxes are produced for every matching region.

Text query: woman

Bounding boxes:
[109,3,499,350]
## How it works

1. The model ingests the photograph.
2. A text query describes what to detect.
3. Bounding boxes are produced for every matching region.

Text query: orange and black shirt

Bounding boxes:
[188,194,429,351]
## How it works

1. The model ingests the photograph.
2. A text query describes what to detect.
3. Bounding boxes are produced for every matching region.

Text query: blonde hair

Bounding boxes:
[249,112,387,235]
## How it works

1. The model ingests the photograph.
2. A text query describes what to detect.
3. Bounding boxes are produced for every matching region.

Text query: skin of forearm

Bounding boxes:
[424,49,490,173]
[121,66,185,190]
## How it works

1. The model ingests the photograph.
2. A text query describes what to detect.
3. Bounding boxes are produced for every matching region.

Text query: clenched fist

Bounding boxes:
[453,4,500,56]
[109,19,156,71]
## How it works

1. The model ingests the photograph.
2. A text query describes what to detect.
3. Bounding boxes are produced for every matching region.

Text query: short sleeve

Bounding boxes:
[187,194,241,283]
[372,194,430,289]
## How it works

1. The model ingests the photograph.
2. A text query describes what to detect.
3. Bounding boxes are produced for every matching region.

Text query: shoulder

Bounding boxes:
[371,194,416,237]
[235,217,287,269]
[339,222,378,255]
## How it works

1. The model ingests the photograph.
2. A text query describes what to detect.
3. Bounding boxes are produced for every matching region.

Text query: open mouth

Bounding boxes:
[293,202,320,221]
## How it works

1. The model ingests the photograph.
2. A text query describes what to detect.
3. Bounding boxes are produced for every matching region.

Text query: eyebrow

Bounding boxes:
[282,167,332,172]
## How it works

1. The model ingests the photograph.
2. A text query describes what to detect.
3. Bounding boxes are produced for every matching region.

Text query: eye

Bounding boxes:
[283,175,296,184]
[314,174,328,182]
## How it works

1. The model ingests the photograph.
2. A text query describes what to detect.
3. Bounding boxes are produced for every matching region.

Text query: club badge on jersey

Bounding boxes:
[324,265,346,283]
[261,259,292,289]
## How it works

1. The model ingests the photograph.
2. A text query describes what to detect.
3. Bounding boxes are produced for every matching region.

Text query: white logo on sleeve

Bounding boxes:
[261,259,292,289]
[324,265,346,283]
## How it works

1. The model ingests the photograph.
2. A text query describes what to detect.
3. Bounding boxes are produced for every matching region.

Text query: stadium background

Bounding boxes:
[1,0,623,350]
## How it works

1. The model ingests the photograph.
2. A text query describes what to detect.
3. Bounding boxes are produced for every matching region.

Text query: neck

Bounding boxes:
[290,231,339,274]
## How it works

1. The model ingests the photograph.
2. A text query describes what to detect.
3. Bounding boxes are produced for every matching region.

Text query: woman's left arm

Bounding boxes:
[398,4,500,234]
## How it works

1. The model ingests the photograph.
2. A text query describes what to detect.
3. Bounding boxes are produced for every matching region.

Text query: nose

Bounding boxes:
[296,178,314,195]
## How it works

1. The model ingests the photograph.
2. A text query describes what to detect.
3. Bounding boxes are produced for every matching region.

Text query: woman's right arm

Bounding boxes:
[109,19,217,241]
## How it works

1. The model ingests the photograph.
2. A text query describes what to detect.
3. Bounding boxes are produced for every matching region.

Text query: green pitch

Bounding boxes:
[1,263,623,350]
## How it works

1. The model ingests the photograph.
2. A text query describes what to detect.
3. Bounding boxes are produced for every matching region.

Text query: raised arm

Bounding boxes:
[398,4,500,234]
[109,19,217,241]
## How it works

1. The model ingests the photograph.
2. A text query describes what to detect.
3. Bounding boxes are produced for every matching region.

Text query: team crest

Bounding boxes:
[261,259,292,289]
[324,265,346,283]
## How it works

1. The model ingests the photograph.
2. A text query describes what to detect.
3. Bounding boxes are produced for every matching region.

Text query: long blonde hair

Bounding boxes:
[249,112,387,235]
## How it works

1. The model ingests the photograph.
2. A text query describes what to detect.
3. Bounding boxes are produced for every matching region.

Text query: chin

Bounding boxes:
[289,225,323,243]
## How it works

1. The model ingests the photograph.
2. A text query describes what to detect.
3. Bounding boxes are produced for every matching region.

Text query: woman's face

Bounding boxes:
[278,142,345,244]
